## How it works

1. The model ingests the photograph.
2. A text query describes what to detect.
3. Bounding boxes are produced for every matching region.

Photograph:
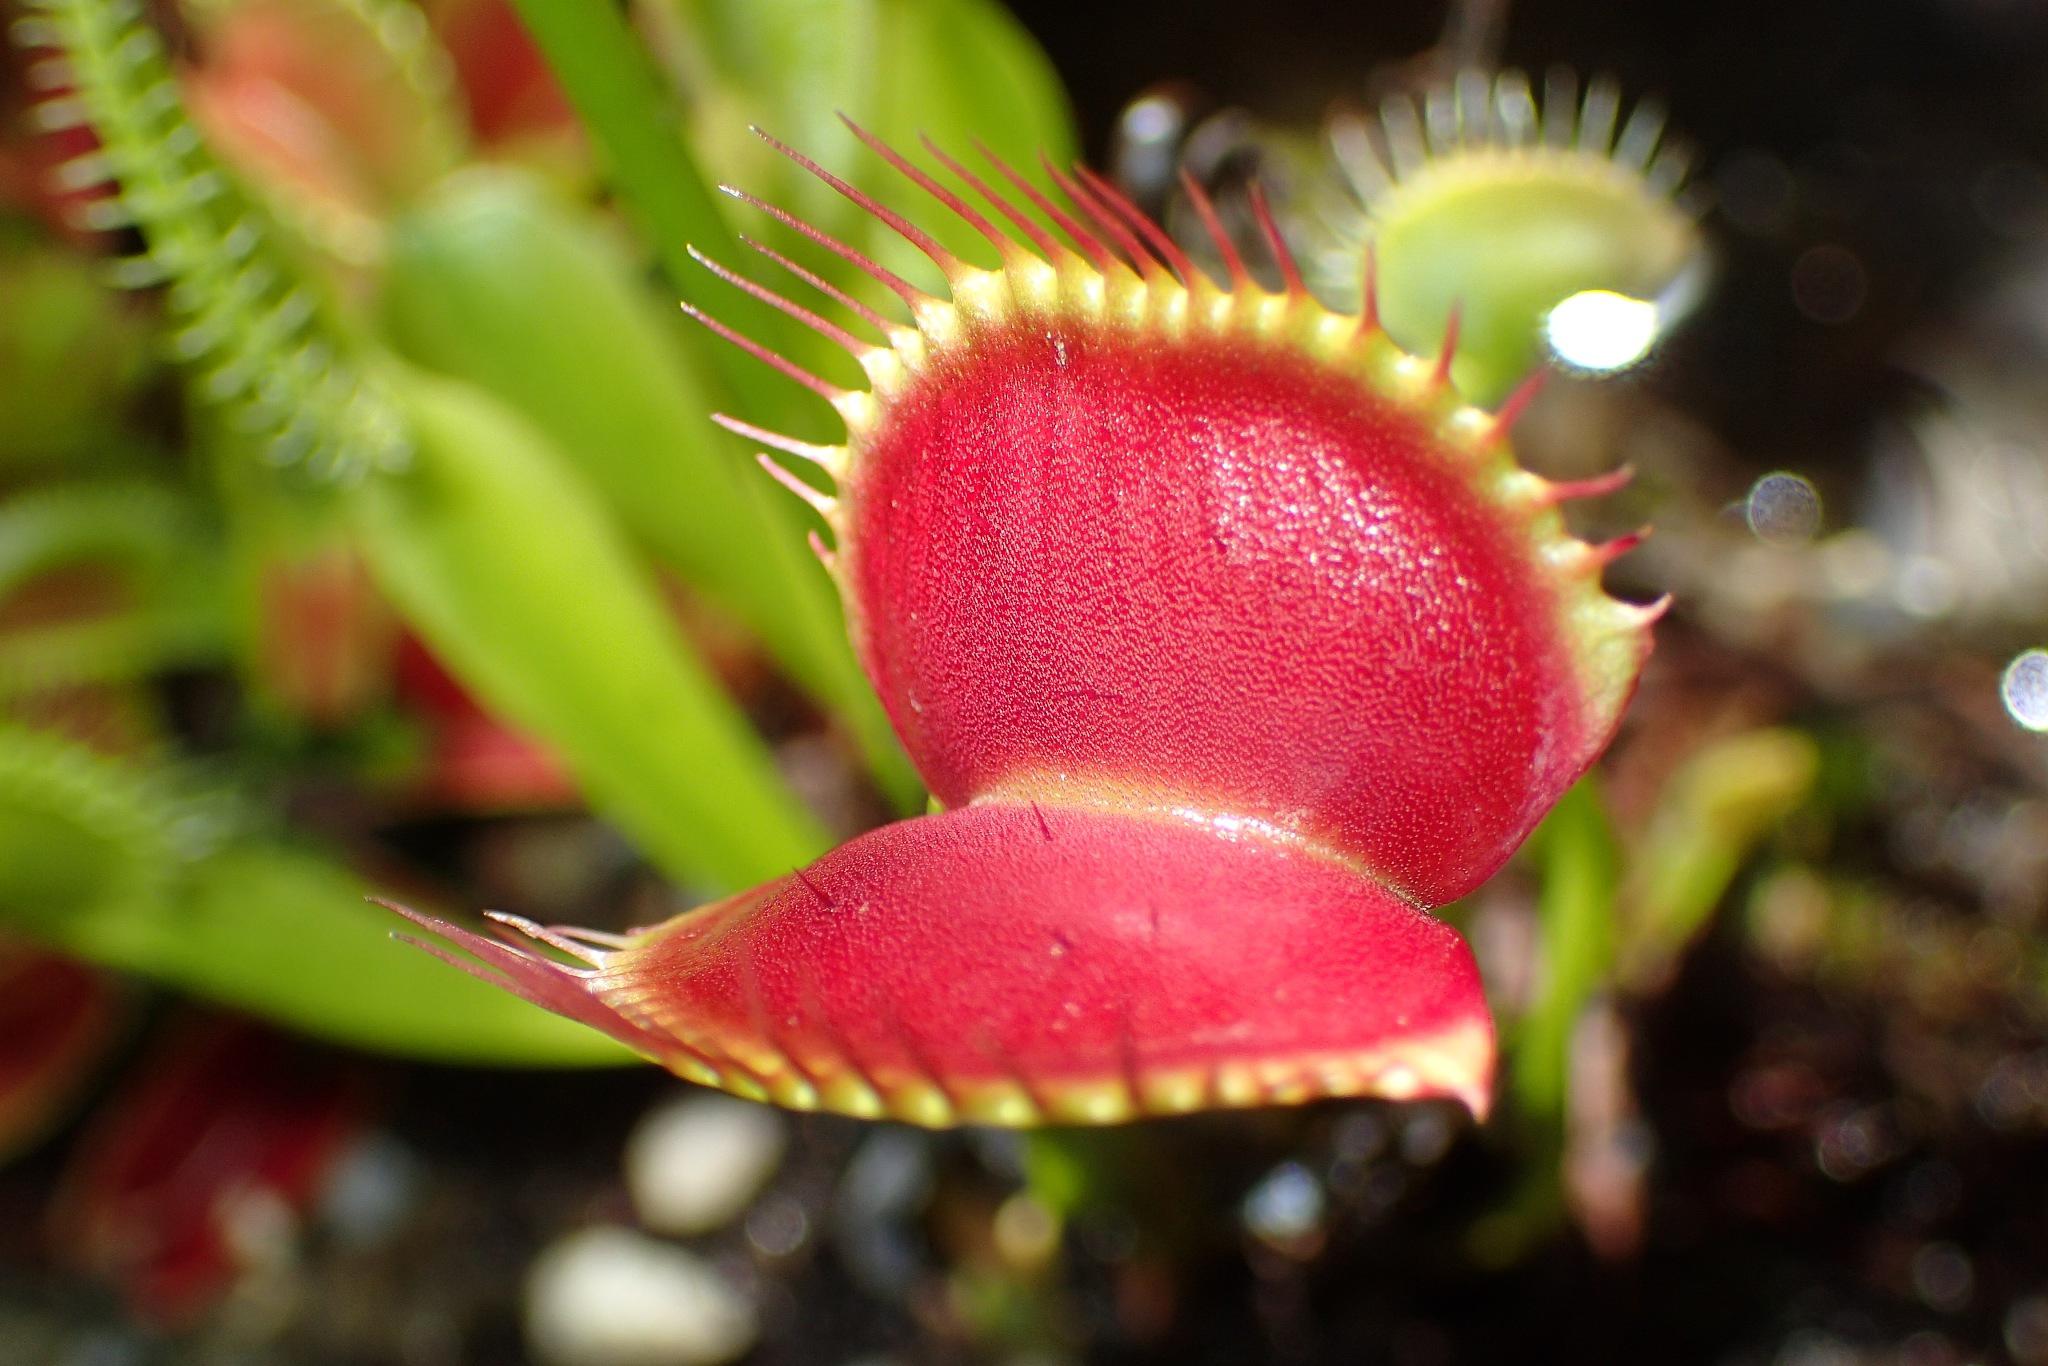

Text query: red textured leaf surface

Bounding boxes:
[845,316,1626,905]
[391,128,1657,1127]
[396,802,1492,1126]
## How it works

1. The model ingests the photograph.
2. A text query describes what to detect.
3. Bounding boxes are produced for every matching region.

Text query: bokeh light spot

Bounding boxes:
[2003,649,2048,731]
[1791,244,1868,324]
[1544,290,1661,373]
[1746,472,1823,544]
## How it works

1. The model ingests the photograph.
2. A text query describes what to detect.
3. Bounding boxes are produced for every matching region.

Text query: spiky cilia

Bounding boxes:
[0,721,232,926]
[393,124,1660,1127]
[1309,67,1704,401]
[11,0,408,481]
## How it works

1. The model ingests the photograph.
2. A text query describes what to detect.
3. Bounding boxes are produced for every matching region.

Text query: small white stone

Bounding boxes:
[525,1226,758,1366]
[626,1093,787,1237]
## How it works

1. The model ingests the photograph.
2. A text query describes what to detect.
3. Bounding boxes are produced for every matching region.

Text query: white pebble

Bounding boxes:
[525,1226,758,1366]
[626,1093,787,1236]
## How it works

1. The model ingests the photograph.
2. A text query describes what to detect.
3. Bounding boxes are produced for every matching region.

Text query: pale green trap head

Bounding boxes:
[1305,68,1707,405]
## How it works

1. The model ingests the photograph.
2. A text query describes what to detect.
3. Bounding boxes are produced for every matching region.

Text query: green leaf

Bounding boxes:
[0,480,230,697]
[1510,775,1620,1127]
[381,169,918,806]
[1619,728,1820,990]
[0,722,622,1063]
[349,365,830,892]
[672,0,1077,314]
[1469,777,1619,1267]
[496,0,798,416]
[73,843,634,1065]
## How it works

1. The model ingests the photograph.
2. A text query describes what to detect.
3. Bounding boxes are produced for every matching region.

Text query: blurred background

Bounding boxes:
[2,0,2048,1361]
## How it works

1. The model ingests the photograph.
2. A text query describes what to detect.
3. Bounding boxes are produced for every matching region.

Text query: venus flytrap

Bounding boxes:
[0,479,228,699]
[1306,68,1704,404]
[396,127,1662,1127]
[21,0,1675,1121]
[178,0,468,264]
[14,0,410,482]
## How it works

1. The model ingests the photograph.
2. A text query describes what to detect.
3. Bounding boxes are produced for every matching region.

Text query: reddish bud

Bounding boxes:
[0,942,124,1160]
[52,1017,371,1325]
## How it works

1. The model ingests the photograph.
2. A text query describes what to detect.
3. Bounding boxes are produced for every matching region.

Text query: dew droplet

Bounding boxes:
[1745,471,1823,545]
[2002,649,2048,732]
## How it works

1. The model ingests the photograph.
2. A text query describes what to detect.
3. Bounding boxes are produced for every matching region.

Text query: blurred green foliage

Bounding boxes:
[0,0,1071,1060]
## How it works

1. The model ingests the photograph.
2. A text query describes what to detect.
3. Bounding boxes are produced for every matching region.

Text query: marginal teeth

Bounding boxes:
[1577,75,1623,152]
[1213,1065,1264,1107]
[1381,93,1428,176]
[1495,71,1539,145]
[1378,1062,1422,1099]
[1544,69,1581,144]
[972,1089,1041,1127]
[755,456,837,520]
[819,1073,887,1119]
[884,1080,956,1128]
[861,345,913,400]
[832,389,880,434]
[1615,98,1669,168]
